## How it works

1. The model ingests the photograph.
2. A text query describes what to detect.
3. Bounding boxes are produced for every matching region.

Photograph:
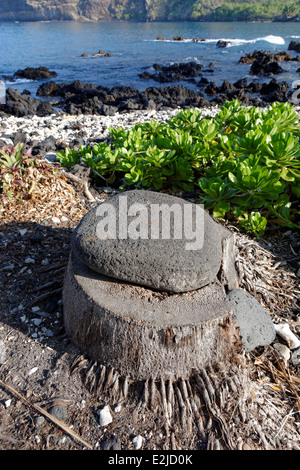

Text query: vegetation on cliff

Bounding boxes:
[0,0,299,22]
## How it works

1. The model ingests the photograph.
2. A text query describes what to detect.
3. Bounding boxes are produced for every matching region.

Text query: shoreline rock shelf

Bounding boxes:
[63,190,276,383]
[2,46,300,119]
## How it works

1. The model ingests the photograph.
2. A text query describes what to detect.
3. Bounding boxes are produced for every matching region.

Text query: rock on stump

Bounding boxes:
[63,190,264,382]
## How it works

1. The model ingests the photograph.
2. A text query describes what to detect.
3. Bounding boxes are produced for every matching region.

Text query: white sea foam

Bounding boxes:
[260,35,285,45]
[201,35,285,46]
[151,35,285,46]
[4,78,34,85]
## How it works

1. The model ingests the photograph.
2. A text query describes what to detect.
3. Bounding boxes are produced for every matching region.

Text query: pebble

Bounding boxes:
[101,435,121,450]
[32,306,40,313]
[274,323,300,350]
[0,107,220,150]
[292,348,300,366]
[41,327,54,337]
[35,416,45,427]
[132,435,143,449]
[4,399,11,408]
[51,216,61,224]
[98,405,113,427]
[0,264,14,272]
[2,105,300,151]
[28,366,38,376]
[273,342,291,362]
[25,257,35,264]
[0,338,6,364]
[48,404,68,422]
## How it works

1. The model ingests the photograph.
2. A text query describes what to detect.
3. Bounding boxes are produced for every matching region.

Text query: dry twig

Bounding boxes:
[0,378,93,450]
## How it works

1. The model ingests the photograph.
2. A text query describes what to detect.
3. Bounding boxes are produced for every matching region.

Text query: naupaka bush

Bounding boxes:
[57,100,300,236]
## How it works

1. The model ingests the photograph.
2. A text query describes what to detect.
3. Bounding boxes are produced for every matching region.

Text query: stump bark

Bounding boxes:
[63,252,240,382]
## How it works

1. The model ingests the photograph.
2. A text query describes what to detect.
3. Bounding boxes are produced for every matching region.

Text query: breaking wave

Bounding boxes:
[2,78,34,85]
[152,35,285,46]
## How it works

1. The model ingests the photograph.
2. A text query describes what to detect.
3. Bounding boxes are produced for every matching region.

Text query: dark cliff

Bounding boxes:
[0,0,299,22]
[0,0,147,21]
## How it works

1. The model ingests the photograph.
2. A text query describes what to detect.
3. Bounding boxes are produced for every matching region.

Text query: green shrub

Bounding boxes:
[56,100,300,236]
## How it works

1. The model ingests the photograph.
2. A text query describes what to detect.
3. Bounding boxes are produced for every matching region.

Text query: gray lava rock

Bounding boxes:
[227,288,276,351]
[71,190,230,293]
[288,40,300,53]
[48,404,68,422]
[14,66,57,80]
[101,435,121,450]
[0,87,57,118]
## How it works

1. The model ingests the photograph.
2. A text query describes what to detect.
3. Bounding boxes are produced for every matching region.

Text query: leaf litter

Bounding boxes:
[0,157,299,451]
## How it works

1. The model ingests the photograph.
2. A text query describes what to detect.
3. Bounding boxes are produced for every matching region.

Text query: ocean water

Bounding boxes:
[0,21,300,96]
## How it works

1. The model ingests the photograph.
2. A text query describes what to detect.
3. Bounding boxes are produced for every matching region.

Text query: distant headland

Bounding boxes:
[0,0,300,23]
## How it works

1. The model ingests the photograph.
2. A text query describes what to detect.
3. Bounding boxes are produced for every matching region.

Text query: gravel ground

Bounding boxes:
[0,107,219,150]
[0,106,299,452]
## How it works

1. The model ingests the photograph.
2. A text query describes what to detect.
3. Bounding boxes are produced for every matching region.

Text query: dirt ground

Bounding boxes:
[0,167,299,451]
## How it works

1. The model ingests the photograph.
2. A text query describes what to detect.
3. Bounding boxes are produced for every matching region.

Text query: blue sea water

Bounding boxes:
[0,21,300,96]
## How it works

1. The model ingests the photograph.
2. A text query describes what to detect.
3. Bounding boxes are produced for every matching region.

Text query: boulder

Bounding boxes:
[250,59,283,76]
[204,81,218,96]
[36,101,59,117]
[233,78,247,89]
[239,50,286,76]
[246,81,263,94]
[32,135,57,156]
[100,104,118,116]
[139,62,204,83]
[216,40,231,48]
[14,66,57,80]
[37,81,59,97]
[259,78,288,95]
[288,40,300,53]
[71,189,238,293]
[239,50,293,64]
[0,87,57,117]
[117,98,142,112]
[197,77,209,86]
[218,80,236,94]
[227,289,276,351]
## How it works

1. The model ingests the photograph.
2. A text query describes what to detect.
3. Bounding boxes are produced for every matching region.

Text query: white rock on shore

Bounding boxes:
[0,107,221,148]
[1,104,299,159]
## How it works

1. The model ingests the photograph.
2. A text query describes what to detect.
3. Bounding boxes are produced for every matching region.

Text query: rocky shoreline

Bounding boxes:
[1,99,300,164]
[1,41,300,123]
[0,105,219,157]
[1,76,300,452]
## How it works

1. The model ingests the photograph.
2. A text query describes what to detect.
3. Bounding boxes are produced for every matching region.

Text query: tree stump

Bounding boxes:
[63,190,241,383]
[63,190,279,449]
[63,252,239,382]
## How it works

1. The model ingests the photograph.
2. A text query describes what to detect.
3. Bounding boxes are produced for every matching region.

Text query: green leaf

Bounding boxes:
[213,201,231,218]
